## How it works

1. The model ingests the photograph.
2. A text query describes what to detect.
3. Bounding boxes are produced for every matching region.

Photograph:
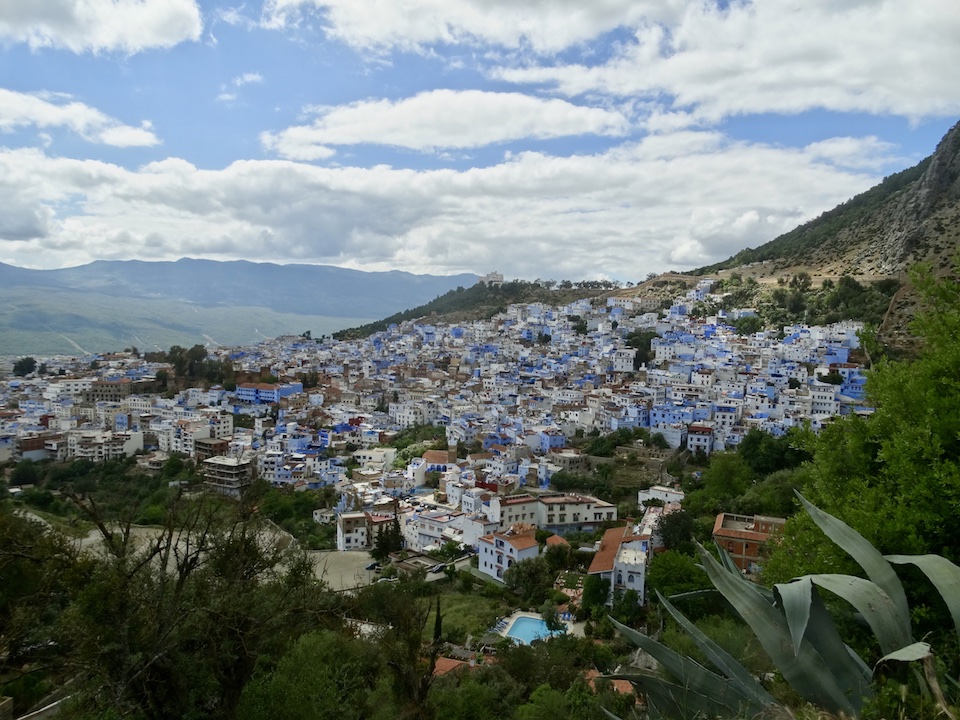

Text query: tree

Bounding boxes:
[515,683,568,719]
[732,315,762,335]
[581,574,610,617]
[540,599,564,633]
[765,260,960,640]
[10,459,42,487]
[0,505,82,714]
[56,489,335,720]
[12,357,37,376]
[649,432,670,450]
[736,427,810,477]
[645,550,712,619]
[504,555,555,605]
[684,452,752,516]
[237,630,384,720]
[655,509,696,555]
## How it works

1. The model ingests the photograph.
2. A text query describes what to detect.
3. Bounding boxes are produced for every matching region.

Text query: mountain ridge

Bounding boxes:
[695,118,960,279]
[0,260,477,356]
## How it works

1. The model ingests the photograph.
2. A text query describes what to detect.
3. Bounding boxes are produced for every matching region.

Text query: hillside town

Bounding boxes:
[1,278,865,607]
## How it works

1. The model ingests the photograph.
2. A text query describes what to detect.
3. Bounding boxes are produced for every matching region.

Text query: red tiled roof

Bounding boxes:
[423,450,450,464]
[434,657,469,676]
[588,524,643,574]
[505,534,538,551]
[584,669,634,695]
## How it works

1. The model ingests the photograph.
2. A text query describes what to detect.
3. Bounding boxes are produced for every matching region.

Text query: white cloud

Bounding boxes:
[0,131,895,280]
[262,0,684,54]
[495,1,960,121]
[260,89,630,157]
[0,0,202,54]
[0,89,160,147]
[805,136,898,171]
[233,72,263,86]
[259,128,337,160]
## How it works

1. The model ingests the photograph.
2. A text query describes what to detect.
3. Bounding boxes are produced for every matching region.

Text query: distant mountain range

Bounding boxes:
[0,259,477,356]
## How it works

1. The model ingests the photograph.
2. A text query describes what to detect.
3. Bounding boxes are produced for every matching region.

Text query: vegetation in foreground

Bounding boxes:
[2,262,960,718]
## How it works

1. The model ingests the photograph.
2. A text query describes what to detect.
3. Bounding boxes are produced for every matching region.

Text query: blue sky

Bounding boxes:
[1,0,958,281]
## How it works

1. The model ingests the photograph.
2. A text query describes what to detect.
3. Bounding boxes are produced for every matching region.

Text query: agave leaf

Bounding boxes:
[887,554,960,642]
[608,617,763,716]
[809,574,913,655]
[797,492,910,627]
[877,641,932,664]
[845,644,874,680]
[599,708,622,720]
[801,581,874,700]
[664,588,719,601]
[656,591,779,711]
[716,543,742,575]
[774,578,812,658]
[709,544,776,603]
[774,578,873,700]
[610,671,744,720]
[698,545,863,716]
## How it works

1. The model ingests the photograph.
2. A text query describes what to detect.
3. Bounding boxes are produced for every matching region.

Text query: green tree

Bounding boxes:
[504,555,556,605]
[645,549,713,618]
[684,452,752,515]
[10,459,42,487]
[580,574,610,617]
[765,260,960,641]
[57,490,335,720]
[655,509,696,555]
[540,599,564,633]
[237,630,385,720]
[515,683,569,719]
[0,505,83,714]
[12,356,37,376]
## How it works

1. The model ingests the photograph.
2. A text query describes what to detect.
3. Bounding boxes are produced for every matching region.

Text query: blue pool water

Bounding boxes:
[506,616,563,645]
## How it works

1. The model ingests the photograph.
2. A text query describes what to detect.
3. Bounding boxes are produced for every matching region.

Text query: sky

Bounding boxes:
[1,0,959,282]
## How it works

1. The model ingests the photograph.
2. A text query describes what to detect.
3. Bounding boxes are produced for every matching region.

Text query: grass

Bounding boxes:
[16,506,96,539]
[435,589,515,642]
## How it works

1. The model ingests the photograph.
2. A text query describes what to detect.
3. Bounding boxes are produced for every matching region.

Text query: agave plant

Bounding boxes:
[607,493,960,719]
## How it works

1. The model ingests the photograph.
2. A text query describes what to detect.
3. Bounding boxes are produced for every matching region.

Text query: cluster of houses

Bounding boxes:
[2,276,852,604]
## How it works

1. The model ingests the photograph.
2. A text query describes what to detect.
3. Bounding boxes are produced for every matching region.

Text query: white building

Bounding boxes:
[477,526,540,582]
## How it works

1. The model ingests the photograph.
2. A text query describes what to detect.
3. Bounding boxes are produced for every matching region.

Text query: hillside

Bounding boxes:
[334,280,599,339]
[685,118,960,349]
[696,118,960,279]
[0,260,476,356]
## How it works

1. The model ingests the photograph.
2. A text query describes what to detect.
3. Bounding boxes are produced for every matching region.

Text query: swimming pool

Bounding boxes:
[506,616,563,645]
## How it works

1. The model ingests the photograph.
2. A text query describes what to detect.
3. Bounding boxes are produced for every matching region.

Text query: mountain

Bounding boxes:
[697,118,960,279]
[690,118,960,350]
[0,260,477,356]
[334,280,601,340]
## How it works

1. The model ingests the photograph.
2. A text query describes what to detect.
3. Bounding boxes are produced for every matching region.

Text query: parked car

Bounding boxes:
[365,561,381,571]
[429,563,446,573]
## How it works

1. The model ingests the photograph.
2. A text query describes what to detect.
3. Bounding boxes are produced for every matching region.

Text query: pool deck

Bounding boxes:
[495,610,585,641]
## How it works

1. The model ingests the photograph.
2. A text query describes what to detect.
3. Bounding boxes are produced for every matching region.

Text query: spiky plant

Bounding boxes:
[606,493,960,719]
